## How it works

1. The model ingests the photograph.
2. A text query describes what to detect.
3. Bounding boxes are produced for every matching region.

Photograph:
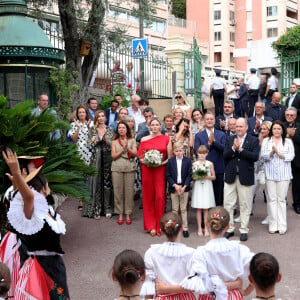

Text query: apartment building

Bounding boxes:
[186,0,300,73]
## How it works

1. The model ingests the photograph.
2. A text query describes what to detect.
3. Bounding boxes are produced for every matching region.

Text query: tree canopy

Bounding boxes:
[170,0,186,19]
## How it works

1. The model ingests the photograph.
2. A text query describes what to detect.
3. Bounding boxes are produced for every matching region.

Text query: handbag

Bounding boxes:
[202,97,215,109]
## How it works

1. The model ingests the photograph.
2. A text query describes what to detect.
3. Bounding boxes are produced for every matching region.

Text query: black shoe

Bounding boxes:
[233,209,238,216]
[294,206,300,214]
[183,231,189,238]
[240,233,248,242]
[224,231,234,239]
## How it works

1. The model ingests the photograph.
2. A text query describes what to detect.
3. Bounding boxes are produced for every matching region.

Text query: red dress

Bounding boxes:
[138,135,170,233]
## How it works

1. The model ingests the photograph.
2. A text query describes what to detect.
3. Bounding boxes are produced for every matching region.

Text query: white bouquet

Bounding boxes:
[143,149,163,167]
[192,162,210,180]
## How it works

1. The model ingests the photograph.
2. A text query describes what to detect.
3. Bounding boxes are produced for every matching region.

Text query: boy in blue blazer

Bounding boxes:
[166,142,192,238]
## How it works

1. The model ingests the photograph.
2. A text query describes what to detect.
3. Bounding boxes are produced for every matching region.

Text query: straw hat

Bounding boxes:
[24,165,43,183]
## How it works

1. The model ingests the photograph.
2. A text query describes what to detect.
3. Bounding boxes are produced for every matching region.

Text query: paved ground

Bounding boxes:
[60,187,300,300]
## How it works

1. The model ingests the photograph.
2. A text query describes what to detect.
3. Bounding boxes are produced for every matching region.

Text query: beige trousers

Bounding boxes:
[266,180,290,233]
[224,176,253,234]
[171,192,189,230]
[112,171,135,215]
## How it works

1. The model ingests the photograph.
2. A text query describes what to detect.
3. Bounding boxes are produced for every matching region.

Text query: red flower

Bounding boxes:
[109,85,112,91]
[127,83,132,88]
[136,86,141,91]
[57,287,64,295]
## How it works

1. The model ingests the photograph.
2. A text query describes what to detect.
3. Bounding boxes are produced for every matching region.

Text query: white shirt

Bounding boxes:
[261,137,295,181]
[211,77,226,90]
[128,106,142,131]
[181,238,254,297]
[176,157,183,184]
[268,75,278,90]
[288,93,296,107]
[140,242,195,296]
[247,74,260,89]
[205,128,214,138]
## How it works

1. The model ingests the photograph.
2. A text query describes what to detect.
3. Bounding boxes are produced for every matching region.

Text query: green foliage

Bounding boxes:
[0,96,96,201]
[99,85,130,110]
[170,0,186,19]
[49,68,79,121]
[272,25,300,55]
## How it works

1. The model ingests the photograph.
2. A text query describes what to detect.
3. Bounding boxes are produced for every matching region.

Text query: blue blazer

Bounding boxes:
[166,156,192,193]
[247,115,273,136]
[223,134,259,186]
[194,129,226,173]
[105,108,118,126]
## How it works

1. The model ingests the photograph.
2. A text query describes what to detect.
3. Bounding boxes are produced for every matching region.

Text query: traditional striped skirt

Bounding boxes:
[156,292,197,300]
[198,289,243,300]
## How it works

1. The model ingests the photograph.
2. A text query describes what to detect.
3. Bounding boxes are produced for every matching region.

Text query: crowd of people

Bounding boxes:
[68,70,300,244]
[0,65,297,298]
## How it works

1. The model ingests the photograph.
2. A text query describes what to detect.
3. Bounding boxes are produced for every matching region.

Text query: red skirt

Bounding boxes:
[156,292,197,300]
[198,289,243,300]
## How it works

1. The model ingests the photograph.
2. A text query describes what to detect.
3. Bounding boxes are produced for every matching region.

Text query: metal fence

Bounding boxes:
[92,44,173,99]
[280,50,300,97]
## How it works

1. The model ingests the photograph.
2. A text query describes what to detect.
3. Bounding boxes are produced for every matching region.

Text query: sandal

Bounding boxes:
[150,229,156,237]
[204,230,210,237]
[156,231,161,237]
[197,230,203,237]
[77,205,83,211]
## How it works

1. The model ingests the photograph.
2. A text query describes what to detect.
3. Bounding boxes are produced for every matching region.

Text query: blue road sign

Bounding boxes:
[132,38,148,58]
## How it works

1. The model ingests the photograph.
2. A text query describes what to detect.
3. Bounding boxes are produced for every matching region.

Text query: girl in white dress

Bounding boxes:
[140,212,196,300]
[112,249,146,300]
[248,252,282,300]
[181,206,254,300]
[191,145,216,237]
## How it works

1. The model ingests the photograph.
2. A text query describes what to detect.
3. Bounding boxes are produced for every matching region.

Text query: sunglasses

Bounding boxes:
[175,96,182,99]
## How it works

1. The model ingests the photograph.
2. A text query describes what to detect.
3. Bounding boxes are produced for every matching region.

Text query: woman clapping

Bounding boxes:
[111,121,137,225]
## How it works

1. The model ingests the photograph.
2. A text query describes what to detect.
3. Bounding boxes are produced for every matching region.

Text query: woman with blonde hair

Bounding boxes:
[173,107,184,126]
[173,91,192,120]
[82,110,114,219]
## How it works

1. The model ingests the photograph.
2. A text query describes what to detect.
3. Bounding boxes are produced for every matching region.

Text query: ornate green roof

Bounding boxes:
[0,0,64,66]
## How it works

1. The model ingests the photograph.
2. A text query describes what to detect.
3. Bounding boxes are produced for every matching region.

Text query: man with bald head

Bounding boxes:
[265,92,286,122]
[223,118,259,242]
[128,94,142,131]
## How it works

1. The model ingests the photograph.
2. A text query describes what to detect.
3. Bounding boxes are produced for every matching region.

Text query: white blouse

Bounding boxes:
[261,137,295,181]
[140,242,195,296]
[211,77,226,90]
[181,238,254,299]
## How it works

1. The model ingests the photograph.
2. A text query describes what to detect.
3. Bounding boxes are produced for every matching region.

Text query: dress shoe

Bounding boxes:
[279,230,286,235]
[224,231,234,239]
[240,233,248,242]
[294,206,300,214]
[183,231,189,238]
[117,219,124,225]
[261,216,269,225]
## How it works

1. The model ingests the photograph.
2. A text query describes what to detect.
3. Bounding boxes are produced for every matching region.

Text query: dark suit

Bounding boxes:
[194,129,226,205]
[166,156,192,230]
[223,134,259,234]
[215,115,236,132]
[284,122,300,210]
[247,115,273,136]
[136,122,150,143]
[239,83,249,117]
[166,156,192,193]
[286,93,300,123]
[265,103,286,122]
[105,108,118,126]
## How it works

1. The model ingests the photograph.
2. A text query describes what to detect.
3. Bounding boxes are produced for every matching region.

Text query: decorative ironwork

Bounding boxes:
[280,50,300,97]
[0,46,64,62]
[184,37,202,107]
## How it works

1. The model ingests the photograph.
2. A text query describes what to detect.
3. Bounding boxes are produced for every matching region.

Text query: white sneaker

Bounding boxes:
[234,216,241,223]
[261,216,269,225]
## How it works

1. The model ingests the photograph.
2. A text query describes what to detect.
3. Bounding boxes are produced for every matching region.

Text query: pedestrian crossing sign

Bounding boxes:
[132,38,148,58]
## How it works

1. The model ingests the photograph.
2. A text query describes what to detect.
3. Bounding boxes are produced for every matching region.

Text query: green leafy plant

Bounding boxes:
[272,25,300,55]
[0,96,96,200]
[49,68,79,121]
[100,84,130,110]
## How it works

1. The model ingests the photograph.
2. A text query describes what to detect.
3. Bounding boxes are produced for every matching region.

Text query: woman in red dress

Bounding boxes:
[138,118,172,236]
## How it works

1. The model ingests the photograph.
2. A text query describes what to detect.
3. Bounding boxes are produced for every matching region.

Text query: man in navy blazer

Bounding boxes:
[194,112,226,206]
[105,100,119,126]
[247,101,273,136]
[286,83,300,123]
[265,92,286,122]
[223,118,259,242]
[166,142,192,237]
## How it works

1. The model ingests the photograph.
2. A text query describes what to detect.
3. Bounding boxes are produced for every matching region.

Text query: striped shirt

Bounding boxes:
[261,137,295,181]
